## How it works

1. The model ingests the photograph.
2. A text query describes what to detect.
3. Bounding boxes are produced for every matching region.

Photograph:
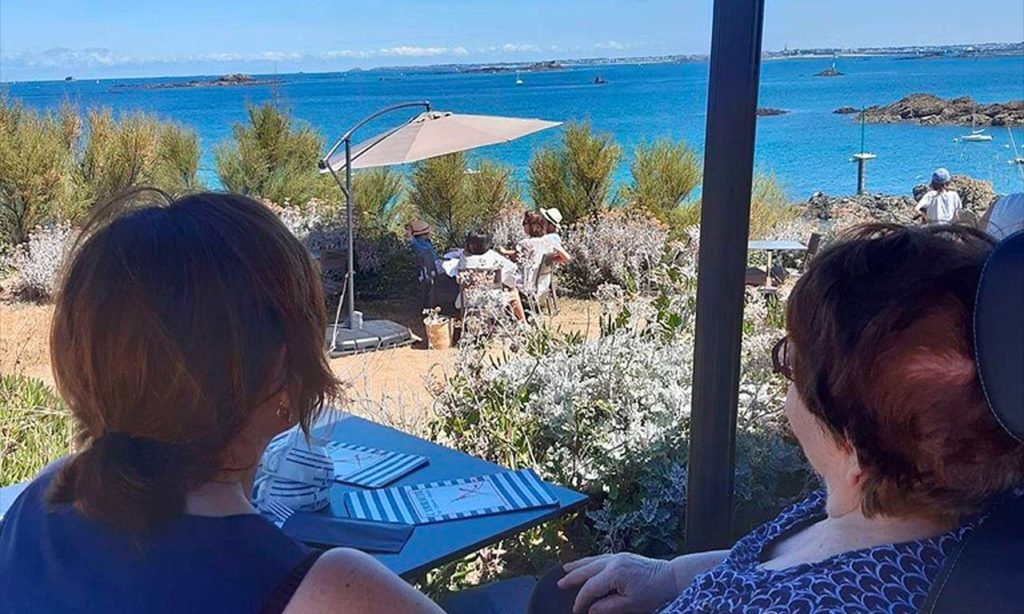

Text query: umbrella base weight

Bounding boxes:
[325,319,412,356]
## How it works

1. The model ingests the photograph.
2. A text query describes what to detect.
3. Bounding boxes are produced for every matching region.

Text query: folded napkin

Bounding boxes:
[282,512,413,553]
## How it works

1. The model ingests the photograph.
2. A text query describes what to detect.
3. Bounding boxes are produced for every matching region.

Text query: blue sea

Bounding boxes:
[5,55,1024,199]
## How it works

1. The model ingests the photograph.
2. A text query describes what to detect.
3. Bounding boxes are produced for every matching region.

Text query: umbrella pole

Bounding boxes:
[344,139,358,329]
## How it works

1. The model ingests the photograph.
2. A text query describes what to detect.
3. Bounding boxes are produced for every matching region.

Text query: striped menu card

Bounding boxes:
[326,441,428,488]
[343,469,557,525]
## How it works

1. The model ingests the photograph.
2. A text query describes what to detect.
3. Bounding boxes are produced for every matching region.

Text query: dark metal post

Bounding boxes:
[344,138,357,328]
[685,0,766,552]
[857,158,866,194]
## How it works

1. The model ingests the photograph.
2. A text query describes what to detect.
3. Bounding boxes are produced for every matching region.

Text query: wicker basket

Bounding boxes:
[424,318,452,350]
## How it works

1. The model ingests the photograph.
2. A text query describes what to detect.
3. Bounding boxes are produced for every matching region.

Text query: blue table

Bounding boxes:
[314,414,587,578]
[1,414,588,580]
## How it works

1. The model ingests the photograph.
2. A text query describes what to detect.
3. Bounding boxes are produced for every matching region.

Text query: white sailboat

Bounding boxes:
[962,116,993,142]
[514,71,524,86]
[962,128,993,142]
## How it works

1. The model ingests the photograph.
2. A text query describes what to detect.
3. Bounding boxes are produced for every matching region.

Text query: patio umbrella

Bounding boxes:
[318,102,560,355]
[322,110,561,172]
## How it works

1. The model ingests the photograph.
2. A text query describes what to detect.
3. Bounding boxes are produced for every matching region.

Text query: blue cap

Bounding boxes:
[932,168,952,185]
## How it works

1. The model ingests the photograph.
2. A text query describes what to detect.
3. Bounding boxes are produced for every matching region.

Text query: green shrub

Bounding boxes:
[671,172,797,239]
[0,374,74,487]
[0,98,76,246]
[215,102,324,207]
[622,139,701,223]
[528,122,621,224]
[407,152,515,249]
[69,109,200,219]
[352,167,407,233]
[0,98,201,245]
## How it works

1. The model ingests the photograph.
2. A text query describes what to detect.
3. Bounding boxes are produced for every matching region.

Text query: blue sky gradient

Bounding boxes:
[2,0,1022,81]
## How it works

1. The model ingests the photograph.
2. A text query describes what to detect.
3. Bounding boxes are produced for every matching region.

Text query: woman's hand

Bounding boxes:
[558,552,678,614]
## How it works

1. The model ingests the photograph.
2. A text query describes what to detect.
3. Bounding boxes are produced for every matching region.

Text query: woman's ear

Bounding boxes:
[843,447,865,491]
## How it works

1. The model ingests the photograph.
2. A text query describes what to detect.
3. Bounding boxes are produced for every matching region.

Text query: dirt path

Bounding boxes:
[2,298,601,426]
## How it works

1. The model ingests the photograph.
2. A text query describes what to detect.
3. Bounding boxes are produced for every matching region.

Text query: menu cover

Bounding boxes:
[343,468,558,525]
[326,441,428,488]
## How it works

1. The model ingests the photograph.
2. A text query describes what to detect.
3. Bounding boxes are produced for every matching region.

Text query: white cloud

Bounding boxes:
[594,40,629,51]
[1,45,480,71]
[501,43,540,53]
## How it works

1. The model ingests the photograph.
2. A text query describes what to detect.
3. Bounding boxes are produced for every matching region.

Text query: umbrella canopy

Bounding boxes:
[322,111,560,172]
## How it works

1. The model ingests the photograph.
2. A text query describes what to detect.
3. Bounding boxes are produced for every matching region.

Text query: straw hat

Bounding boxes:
[540,208,563,229]
[408,220,431,236]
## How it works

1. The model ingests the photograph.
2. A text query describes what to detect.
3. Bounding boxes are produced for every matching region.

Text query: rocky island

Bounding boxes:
[814,65,844,77]
[756,107,789,116]
[852,94,1024,126]
[113,73,279,91]
[463,61,564,74]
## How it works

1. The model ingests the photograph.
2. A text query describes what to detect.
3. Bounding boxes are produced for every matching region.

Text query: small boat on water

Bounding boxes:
[593,76,607,85]
[515,72,524,85]
[962,128,993,142]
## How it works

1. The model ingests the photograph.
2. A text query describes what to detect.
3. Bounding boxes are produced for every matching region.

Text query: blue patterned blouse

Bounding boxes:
[660,490,986,614]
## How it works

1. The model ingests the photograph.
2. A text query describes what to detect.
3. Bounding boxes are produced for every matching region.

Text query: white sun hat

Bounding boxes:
[540,207,563,229]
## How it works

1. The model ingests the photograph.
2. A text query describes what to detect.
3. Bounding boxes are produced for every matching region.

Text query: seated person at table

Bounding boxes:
[0,190,443,614]
[407,219,441,271]
[553,224,1024,614]
[517,211,570,299]
[460,231,525,321]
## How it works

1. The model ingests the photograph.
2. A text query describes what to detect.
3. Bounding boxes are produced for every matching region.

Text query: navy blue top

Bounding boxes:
[409,235,439,262]
[0,462,311,613]
[661,489,1014,614]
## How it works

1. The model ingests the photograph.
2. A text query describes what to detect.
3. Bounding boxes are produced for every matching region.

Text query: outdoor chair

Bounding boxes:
[522,252,560,316]
[456,266,505,339]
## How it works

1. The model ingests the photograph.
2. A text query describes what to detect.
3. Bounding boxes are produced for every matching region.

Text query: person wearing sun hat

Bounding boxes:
[916,168,963,225]
[406,219,439,264]
[539,207,564,247]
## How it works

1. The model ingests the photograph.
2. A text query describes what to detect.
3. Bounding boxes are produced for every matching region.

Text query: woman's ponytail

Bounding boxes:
[48,433,191,534]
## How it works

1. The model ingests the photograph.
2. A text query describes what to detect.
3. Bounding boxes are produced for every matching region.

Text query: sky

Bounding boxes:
[1,0,1022,81]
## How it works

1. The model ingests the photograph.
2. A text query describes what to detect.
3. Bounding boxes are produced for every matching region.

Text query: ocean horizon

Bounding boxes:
[5,55,1024,200]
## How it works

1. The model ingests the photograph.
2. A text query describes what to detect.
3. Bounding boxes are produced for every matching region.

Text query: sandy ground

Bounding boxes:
[1,297,601,426]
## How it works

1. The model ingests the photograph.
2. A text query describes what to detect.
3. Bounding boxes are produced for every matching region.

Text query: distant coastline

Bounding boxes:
[386,41,1023,76]
[11,41,1021,85]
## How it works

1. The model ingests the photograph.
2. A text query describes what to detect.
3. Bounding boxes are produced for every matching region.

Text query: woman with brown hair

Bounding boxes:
[549,224,1023,613]
[0,190,442,613]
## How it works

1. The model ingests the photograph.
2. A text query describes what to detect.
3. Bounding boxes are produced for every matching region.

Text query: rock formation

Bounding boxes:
[756,108,789,116]
[855,94,1024,126]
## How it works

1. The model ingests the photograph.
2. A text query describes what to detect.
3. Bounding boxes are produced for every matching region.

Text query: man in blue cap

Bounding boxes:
[915,168,963,224]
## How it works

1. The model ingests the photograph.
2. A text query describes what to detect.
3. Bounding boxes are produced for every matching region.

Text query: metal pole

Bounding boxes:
[685,0,766,553]
[345,138,357,329]
[857,158,866,195]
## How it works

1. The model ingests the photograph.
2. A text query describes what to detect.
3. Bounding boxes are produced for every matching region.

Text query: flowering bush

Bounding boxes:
[488,201,528,250]
[430,232,811,575]
[8,224,76,300]
[560,209,670,297]
[268,200,415,299]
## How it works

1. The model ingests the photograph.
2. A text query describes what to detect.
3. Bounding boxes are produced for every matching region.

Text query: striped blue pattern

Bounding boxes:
[326,441,428,488]
[344,469,557,525]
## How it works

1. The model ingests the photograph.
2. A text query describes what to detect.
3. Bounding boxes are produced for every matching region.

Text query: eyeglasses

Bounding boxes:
[772,336,795,382]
